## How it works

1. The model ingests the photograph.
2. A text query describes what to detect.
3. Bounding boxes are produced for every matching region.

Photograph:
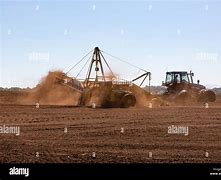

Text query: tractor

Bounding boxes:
[161,71,216,103]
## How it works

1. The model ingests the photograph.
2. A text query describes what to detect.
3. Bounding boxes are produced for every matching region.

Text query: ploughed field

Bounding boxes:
[0,98,221,163]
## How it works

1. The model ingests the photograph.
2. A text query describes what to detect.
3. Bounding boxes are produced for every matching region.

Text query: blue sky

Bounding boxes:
[0,0,221,88]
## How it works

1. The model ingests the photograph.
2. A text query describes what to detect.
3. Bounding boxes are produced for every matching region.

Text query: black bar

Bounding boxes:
[0,164,221,179]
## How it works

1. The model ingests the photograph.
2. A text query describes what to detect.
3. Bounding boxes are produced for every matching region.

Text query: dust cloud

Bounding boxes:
[18,71,81,105]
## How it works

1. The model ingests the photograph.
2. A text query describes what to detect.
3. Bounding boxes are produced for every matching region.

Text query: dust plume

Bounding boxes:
[21,71,81,105]
[104,71,118,81]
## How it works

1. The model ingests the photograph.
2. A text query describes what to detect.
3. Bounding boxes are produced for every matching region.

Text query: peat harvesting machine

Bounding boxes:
[58,47,152,108]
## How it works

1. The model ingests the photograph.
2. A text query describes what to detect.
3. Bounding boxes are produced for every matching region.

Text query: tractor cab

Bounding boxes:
[163,71,194,87]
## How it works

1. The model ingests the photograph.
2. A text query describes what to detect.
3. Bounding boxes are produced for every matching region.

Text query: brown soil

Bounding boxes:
[0,96,221,163]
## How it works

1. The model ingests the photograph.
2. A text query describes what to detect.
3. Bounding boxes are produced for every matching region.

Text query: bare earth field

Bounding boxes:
[0,96,221,163]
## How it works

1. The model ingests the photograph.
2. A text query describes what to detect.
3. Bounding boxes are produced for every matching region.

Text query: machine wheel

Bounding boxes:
[198,89,216,102]
[121,94,136,108]
[175,90,192,104]
[206,90,216,102]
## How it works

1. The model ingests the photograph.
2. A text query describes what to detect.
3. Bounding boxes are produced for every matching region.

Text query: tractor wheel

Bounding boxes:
[175,90,192,104]
[198,89,216,102]
[206,90,216,102]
